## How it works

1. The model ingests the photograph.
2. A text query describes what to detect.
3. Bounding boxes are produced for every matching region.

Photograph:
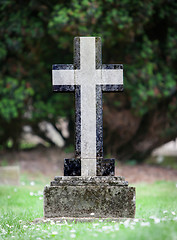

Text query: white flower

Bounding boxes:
[1,229,7,234]
[70,234,76,238]
[30,192,34,196]
[38,191,43,196]
[7,196,11,199]
[163,210,168,214]
[134,219,139,222]
[114,225,119,231]
[140,222,150,227]
[92,223,99,227]
[154,218,160,224]
[90,213,95,216]
[124,219,130,228]
[30,181,35,186]
[130,225,135,230]
[39,197,43,200]
[102,226,113,231]
[171,212,176,215]
[70,229,76,232]
[52,231,58,235]
[14,188,17,192]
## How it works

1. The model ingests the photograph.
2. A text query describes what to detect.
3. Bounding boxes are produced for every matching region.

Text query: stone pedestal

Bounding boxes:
[43,176,135,219]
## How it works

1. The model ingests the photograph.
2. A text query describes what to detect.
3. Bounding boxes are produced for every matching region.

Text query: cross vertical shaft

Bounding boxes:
[79,38,97,175]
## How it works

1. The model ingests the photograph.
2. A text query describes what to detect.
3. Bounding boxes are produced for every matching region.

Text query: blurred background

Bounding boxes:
[0,0,177,183]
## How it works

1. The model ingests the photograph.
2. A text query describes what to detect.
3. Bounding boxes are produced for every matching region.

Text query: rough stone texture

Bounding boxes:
[44,176,135,218]
[97,159,115,176]
[64,159,81,176]
[64,159,115,176]
[95,37,102,69]
[74,37,80,69]
[53,64,74,70]
[96,85,103,158]
[0,166,20,185]
[53,85,75,92]
[102,84,124,92]
[51,176,127,186]
[102,64,123,70]
[75,86,81,158]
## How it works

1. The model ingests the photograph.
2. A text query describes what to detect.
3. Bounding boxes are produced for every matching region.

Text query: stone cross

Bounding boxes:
[52,37,123,176]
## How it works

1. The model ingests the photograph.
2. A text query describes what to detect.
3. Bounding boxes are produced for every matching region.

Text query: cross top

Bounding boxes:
[52,37,123,176]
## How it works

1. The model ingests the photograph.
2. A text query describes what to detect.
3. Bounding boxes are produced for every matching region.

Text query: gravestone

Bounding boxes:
[43,37,135,220]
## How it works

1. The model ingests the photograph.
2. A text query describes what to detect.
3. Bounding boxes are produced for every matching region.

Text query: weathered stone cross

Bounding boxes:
[52,37,123,176]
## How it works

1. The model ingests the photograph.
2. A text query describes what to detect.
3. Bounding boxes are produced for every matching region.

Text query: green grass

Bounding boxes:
[0,180,177,240]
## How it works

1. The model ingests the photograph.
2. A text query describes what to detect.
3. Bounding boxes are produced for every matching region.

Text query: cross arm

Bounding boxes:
[100,64,123,92]
[52,64,75,92]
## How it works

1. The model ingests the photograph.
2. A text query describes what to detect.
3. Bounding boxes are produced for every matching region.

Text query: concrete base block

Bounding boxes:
[43,176,136,218]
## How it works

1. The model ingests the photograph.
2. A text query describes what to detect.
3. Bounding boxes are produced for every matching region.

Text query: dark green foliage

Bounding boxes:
[0,0,176,156]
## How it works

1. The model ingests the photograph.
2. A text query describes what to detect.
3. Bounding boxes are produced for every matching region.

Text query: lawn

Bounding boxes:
[0,179,177,240]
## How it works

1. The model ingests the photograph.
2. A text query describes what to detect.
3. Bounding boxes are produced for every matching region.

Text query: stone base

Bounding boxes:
[44,176,135,218]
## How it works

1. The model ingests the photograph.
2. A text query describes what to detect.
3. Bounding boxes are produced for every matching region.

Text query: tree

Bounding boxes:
[0,0,176,161]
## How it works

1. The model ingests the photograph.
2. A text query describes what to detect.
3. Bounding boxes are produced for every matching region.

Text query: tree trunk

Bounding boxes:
[103,91,177,162]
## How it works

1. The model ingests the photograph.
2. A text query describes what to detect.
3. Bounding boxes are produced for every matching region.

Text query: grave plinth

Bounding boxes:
[43,37,136,220]
[44,176,135,218]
